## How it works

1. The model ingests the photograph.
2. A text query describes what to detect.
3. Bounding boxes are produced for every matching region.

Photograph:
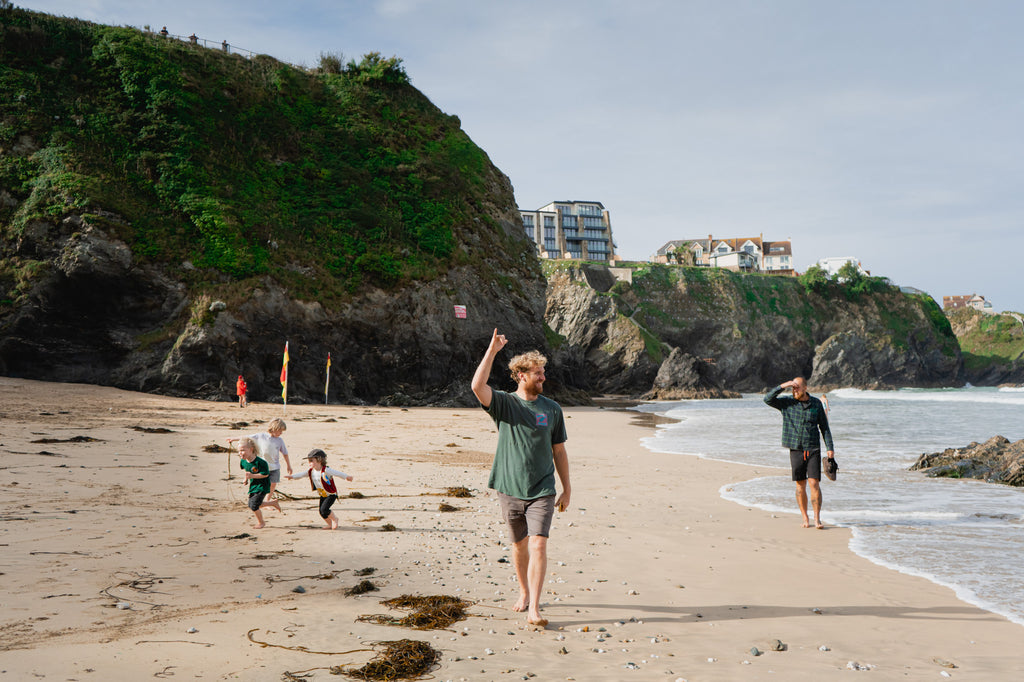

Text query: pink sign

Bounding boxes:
[454,305,467,319]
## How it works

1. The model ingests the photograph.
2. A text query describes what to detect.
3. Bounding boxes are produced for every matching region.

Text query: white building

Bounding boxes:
[817,256,867,278]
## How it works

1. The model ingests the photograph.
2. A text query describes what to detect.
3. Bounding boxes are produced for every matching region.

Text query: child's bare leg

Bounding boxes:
[261,494,282,513]
[251,509,265,529]
[327,512,339,530]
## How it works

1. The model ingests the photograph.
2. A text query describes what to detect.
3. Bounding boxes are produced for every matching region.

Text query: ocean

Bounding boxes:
[635,386,1024,627]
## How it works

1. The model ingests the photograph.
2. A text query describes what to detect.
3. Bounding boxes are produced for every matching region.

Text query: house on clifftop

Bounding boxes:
[652,235,794,275]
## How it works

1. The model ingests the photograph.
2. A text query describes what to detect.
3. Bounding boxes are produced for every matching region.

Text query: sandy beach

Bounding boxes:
[1,376,1021,681]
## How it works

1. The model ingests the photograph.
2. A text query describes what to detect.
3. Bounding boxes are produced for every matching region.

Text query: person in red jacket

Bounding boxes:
[236,375,248,408]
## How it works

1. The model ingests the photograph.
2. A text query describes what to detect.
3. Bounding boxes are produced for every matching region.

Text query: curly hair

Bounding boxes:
[508,350,547,382]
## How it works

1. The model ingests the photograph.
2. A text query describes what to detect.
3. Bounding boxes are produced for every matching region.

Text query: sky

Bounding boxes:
[21,0,1024,312]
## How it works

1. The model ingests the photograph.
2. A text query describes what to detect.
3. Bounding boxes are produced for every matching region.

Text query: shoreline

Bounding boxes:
[1,377,1022,680]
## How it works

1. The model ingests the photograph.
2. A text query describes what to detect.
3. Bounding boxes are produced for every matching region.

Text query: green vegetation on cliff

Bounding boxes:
[948,308,1024,372]
[0,9,527,309]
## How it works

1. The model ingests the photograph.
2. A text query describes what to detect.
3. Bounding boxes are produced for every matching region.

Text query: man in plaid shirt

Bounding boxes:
[764,377,835,529]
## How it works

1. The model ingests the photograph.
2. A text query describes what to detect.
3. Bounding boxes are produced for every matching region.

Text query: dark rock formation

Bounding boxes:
[642,347,741,400]
[0,212,548,407]
[544,264,660,394]
[910,435,1024,486]
[544,263,963,397]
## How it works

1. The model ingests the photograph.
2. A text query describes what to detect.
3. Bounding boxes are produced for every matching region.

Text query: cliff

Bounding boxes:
[946,308,1024,386]
[0,9,546,405]
[544,263,963,395]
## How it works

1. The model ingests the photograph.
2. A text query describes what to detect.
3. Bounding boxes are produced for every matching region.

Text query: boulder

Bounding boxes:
[642,348,740,400]
[910,435,1024,486]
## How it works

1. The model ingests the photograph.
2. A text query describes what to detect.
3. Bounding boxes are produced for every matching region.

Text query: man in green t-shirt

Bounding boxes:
[472,328,571,629]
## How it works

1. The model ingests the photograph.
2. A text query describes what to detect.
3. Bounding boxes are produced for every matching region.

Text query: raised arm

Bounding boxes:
[471,328,508,408]
[763,383,786,408]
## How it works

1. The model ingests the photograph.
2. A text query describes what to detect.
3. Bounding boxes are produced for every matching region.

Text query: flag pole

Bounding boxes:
[324,352,331,405]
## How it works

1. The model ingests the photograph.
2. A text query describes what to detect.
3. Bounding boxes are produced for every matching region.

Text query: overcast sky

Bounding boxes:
[23,0,1024,312]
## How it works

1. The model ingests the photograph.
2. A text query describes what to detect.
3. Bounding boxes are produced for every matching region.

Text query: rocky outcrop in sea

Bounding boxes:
[910,435,1024,486]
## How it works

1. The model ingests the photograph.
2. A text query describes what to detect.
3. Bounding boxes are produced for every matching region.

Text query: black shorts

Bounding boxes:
[789,449,821,481]
[319,494,338,519]
[248,490,267,511]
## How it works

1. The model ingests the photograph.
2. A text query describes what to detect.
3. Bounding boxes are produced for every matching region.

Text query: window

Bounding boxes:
[544,216,555,227]
[544,227,556,239]
[743,245,754,254]
[562,215,577,227]
[717,245,729,254]
[522,215,533,226]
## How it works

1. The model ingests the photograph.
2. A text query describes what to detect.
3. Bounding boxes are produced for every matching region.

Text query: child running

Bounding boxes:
[237,437,280,528]
[228,418,291,508]
[285,448,353,530]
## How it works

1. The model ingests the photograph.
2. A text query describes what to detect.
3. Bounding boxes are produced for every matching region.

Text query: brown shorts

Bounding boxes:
[497,492,555,542]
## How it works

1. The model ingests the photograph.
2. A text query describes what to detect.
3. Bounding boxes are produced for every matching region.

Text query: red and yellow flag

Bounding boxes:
[280,341,289,401]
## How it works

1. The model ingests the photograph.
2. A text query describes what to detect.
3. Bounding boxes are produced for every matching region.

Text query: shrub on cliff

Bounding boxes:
[799,265,829,294]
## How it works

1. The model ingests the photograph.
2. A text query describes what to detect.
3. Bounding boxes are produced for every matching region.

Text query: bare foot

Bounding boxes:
[815,521,825,529]
[252,522,265,529]
[512,594,529,612]
[801,520,811,528]
[527,617,548,629]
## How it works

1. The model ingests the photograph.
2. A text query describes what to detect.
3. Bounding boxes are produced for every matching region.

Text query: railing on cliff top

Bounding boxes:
[154,29,304,70]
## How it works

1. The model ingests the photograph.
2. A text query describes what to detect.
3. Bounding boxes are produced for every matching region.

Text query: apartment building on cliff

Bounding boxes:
[652,235,794,275]
[520,200,617,263]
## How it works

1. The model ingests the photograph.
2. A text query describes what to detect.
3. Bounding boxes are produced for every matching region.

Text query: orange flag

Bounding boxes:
[280,341,289,402]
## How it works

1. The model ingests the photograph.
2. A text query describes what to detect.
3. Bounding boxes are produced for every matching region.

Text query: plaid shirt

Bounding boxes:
[764,385,835,452]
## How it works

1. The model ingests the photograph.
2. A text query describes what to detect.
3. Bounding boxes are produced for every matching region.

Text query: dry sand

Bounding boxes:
[0,376,1021,681]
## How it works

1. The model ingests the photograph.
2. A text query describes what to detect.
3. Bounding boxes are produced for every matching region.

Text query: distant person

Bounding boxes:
[236,437,280,528]
[471,328,571,628]
[222,39,229,52]
[159,26,168,37]
[764,377,835,529]
[285,448,353,530]
[188,33,197,45]
[236,375,247,408]
[228,418,292,506]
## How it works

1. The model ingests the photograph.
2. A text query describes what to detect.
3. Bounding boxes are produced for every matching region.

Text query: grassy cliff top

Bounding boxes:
[947,307,1024,370]
[1,8,530,308]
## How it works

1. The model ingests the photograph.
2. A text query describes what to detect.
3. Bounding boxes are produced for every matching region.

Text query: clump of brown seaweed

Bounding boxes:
[357,595,471,630]
[337,639,440,680]
[345,580,379,596]
[444,486,473,498]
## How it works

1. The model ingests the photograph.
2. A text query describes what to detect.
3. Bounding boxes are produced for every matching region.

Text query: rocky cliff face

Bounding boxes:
[1,10,552,406]
[0,198,546,407]
[544,263,963,395]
